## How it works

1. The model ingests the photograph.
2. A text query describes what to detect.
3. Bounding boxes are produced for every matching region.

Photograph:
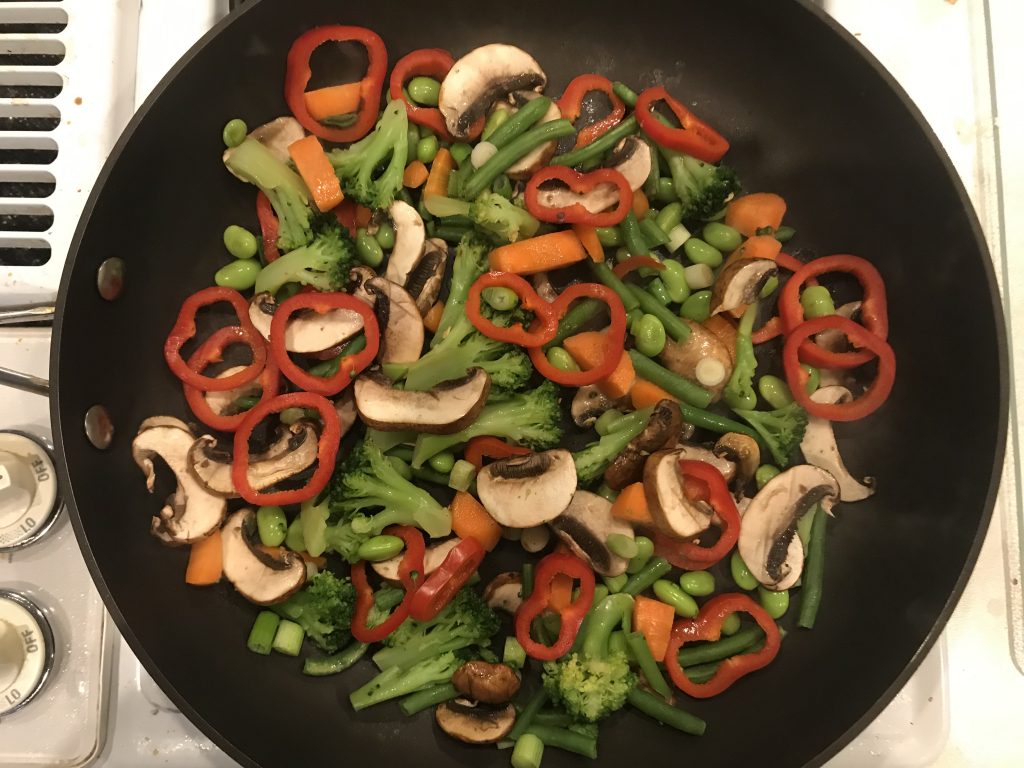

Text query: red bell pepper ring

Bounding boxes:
[524,166,633,227]
[466,272,559,347]
[269,292,379,397]
[778,254,889,369]
[231,391,342,506]
[164,286,267,392]
[255,191,280,263]
[408,537,486,622]
[285,26,387,144]
[556,74,626,149]
[182,327,281,432]
[515,552,596,661]
[350,525,426,643]
[664,593,781,698]
[635,86,730,164]
[784,316,896,421]
[612,255,665,279]
[464,436,531,469]
[527,283,628,387]
[389,48,455,141]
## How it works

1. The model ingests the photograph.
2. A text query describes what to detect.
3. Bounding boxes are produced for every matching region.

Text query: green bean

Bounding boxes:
[721,612,742,636]
[545,298,605,349]
[682,640,766,683]
[612,81,639,108]
[801,285,836,318]
[759,586,789,619]
[653,579,699,618]
[774,225,796,243]
[607,629,631,657]
[798,503,828,629]
[702,222,742,252]
[627,688,707,736]
[416,134,439,164]
[758,374,794,409]
[433,224,473,243]
[508,689,547,742]
[596,226,622,247]
[482,286,520,311]
[398,682,458,716]
[545,346,580,373]
[624,285,692,344]
[256,506,287,547]
[621,210,649,256]
[449,142,472,166]
[521,563,535,599]
[406,76,441,106]
[526,725,597,760]
[645,278,672,306]
[656,202,684,234]
[231,395,260,412]
[622,556,671,596]
[679,399,764,444]
[302,642,368,676]
[755,464,780,489]
[676,626,764,668]
[551,115,638,168]
[374,221,397,250]
[486,96,552,149]
[640,218,670,248]
[679,570,716,597]
[355,227,384,267]
[411,465,451,486]
[633,313,667,357]
[683,237,723,268]
[530,710,575,728]
[482,105,511,141]
[595,409,624,436]
[802,364,821,394]
[222,118,247,148]
[660,260,691,303]
[511,734,544,768]
[730,551,759,591]
[626,536,654,574]
[427,450,456,474]
[588,260,641,312]
[759,275,780,298]
[462,119,574,199]
[603,573,629,593]
[679,290,712,322]
[625,631,673,700]
[607,533,639,560]
[223,224,258,259]
[214,259,260,290]
[628,351,714,409]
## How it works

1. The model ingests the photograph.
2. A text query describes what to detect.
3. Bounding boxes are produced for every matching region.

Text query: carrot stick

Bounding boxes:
[489,230,588,275]
[288,135,344,212]
[572,224,605,262]
[424,147,454,199]
[185,529,223,586]
[403,160,429,189]
[449,491,502,551]
[563,330,636,399]
[611,482,653,525]
[724,234,783,267]
[422,301,444,333]
[725,192,787,237]
[548,573,574,611]
[303,82,363,122]
[633,595,676,662]
[629,378,678,410]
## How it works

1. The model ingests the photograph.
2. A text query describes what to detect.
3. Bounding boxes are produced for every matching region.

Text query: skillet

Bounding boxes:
[51,0,1007,765]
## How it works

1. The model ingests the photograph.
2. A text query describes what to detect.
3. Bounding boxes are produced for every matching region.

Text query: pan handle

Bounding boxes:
[0,367,49,396]
[0,304,55,326]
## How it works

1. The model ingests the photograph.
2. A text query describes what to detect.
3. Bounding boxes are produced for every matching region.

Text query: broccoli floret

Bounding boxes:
[734,401,808,467]
[272,571,355,654]
[662,147,740,223]
[253,216,355,294]
[372,588,500,670]
[543,594,636,722]
[573,407,652,486]
[470,191,540,243]
[329,101,408,210]
[349,649,466,711]
[224,138,313,252]
[411,380,563,467]
[431,232,491,347]
[325,437,451,562]
[722,304,758,410]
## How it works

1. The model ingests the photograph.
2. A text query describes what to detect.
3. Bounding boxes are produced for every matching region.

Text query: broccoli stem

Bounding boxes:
[723,303,758,410]
[349,651,460,711]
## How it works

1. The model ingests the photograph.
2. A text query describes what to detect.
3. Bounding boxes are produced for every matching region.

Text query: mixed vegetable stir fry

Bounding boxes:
[134,25,897,766]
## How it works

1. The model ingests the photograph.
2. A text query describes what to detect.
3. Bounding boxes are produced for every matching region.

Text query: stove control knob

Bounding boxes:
[0,432,60,552]
[0,591,53,717]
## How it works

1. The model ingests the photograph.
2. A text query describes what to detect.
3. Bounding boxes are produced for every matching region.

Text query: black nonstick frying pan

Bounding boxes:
[49,0,1006,766]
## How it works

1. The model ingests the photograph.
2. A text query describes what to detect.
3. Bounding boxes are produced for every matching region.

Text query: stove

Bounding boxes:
[0,1,1020,766]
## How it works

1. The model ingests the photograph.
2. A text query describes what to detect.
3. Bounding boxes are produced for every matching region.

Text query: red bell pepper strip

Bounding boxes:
[664,593,781,698]
[350,525,426,643]
[164,286,267,392]
[408,537,486,622]
[389,48,455,141]
[612,255,665,279]
[527,283,628,387]
[515,552,596,661]
[524,166,633,227]
[464,436,531,469]
[784,316,896,421]
[466,272,559,347]
[653,460,740,570]
[284,26,387,143]
[269,292,379,397]
[556,74,626,149]
[634,86,729,164]
[182,327,281,432]
[255,191,280,263]
[751,315,783,345]
[231,391,342,506]
[778,254,888,369]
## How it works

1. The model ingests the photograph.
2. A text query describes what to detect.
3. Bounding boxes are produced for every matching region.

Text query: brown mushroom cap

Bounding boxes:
[451,661,521,704]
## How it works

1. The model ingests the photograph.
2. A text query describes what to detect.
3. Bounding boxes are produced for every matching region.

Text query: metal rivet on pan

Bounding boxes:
[96,257,124,301]
[84,405,113,450]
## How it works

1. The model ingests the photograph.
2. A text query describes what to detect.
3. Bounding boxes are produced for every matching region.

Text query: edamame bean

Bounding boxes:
[428,451,456,474]
[758,375,794,409]
[679,570,715,597]
[482,286,519,311]
[214,259,260,290]
[655,177,676,203]
[656,202,684,235]
[646,278,672,306]
[801,285,836,318]
[702,222,742,252]
[357,535,406,562]
[256,506,287,547]
[407,76,441,106]
[683,237,723,268]
[607,533,639,560]
[596,227,622,247]
[594,409,624,436]
[633,313,667,357]
[222,118,247,148]
[802,364,820,394]
[416,134,439,164]
[755,464,780,489]
[627,536,654,574]
[721,612,742,636]
[653,579,699,618]
[603,573,629,593]
[355,227,384,267]
[375,221,396,250]
[760,276,779,298]
[661,260,691,303]
[223,224,258,259]
[774,225,796,243]
[730,551,758,591]
[482,106,511,141]
[680,290,712,322]
[546,346,580,373]
[758,586,790,619]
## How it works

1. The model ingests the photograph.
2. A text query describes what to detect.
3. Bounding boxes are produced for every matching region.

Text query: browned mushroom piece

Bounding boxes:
[710,258,778,316]
[659,321,735,401]
[451,661,521,705]
[713,433,760,488]
[435,701,516,744]
[603,400,683,490]
[603,445,646,490]
[483,572,523,613]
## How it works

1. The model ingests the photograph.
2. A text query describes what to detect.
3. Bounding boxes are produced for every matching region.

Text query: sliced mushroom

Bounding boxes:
[549,490,634,576]
[372,537,462,582]
[603,136,653,192]
[603,400,684,490]
[132,418,226,544]
[366,277,424,364]
[710,259,779,316]
[800,386,875,502]
[603,446,646,491]
[528,156,623,214]
[532,271,558,303]
[348,266,378,305]
[506,93,562,179]
[223,116,304,172]
[248,292,364,354]
[334,388,358,435]
[202,366,263,419]
[477,449,576,528]
[404,238,448,314]
[675,444,737,484]
[451,661,521,704]
[436,701,516,744]
[221,508,306,604]
[571,385,619,428]
[484,572,523,613]
[738,465,840,590]
[659,321,734,401]
[354,367,490,434]
[439,44,546,140]
[713,433,760,487]
[383,200,427,285]
[815,301,862,353]
[187,421,319,497]
[643,450,714,539]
